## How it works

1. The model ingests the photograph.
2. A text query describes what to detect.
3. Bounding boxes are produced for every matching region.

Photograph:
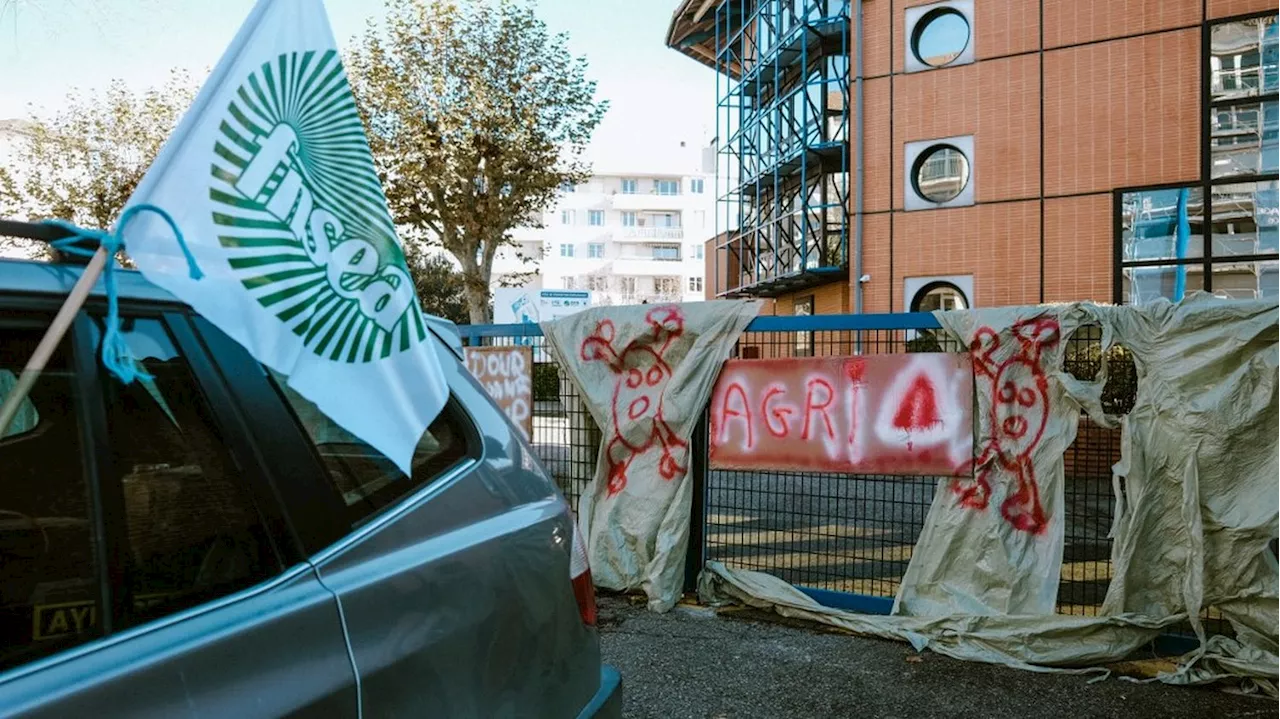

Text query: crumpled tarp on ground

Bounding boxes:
[542,300,759,612]
[700,295,1278,693]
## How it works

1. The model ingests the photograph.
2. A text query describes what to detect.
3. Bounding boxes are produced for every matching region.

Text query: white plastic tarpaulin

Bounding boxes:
[896,306,1089,617]
[542,301,759,611]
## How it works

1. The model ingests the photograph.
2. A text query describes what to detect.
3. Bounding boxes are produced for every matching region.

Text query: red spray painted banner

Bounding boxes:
[709,353,974,476]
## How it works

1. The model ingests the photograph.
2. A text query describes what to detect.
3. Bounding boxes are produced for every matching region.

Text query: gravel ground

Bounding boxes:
[597,595,1277,719]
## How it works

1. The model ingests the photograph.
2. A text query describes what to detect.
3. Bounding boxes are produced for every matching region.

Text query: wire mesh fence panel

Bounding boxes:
[701,323,1166,628]
[461,318,1226,639]
[1059,327,1127,617]
[703,327,951,602]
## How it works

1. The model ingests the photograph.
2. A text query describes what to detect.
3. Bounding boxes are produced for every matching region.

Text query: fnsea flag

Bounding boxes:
[121,0,448,474]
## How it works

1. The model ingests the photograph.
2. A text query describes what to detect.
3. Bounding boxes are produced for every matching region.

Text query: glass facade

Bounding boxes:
[714,0,851,297]
[1120,181,1277,303]
[1119,13,1278,304]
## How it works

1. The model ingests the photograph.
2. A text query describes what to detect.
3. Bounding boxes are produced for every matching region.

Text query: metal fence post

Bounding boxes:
[684,408,710,595]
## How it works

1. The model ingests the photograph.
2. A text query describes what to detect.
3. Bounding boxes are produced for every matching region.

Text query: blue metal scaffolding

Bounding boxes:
[714,0,851,298]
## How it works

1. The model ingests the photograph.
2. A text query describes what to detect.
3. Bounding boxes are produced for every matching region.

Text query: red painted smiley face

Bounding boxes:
[617,351,669,424]
[993,360,1046,457]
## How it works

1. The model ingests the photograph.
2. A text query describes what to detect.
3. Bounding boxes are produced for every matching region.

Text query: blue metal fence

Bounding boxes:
[459,312,1153,629]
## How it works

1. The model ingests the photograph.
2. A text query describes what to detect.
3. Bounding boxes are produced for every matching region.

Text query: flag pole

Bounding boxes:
[0,245,108,438]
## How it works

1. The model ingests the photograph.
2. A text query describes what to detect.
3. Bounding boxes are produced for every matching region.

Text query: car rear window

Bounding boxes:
[264,369,471,528]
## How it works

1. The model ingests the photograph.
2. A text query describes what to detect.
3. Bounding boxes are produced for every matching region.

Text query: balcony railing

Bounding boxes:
[618,292,683,305]
[611,192,686,210]
[620,227,684,240]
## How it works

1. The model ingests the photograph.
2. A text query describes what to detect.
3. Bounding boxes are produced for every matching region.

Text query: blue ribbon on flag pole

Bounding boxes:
[43,204,203,384]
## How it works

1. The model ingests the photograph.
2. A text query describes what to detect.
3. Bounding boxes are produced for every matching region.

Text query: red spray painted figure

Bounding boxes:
[952,317,1060,534]
[580,306,689,496]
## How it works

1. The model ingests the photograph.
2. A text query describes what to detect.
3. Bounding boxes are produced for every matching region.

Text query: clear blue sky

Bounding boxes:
[0,0,716,169]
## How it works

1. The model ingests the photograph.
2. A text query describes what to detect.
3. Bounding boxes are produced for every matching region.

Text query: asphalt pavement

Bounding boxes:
[597,595,1277,719]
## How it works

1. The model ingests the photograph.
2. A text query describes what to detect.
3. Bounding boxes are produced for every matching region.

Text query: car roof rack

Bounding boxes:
[0,218,99,266]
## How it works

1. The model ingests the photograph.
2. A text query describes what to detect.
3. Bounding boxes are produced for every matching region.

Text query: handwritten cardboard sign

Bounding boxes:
[709,353,973,476]
[464,345,533,441]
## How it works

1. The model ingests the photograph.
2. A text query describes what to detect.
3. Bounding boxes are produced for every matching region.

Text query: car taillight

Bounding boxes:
[568,509,596,627]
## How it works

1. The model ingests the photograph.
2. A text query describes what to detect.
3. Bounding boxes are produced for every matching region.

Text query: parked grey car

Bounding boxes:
[0,225,621,718]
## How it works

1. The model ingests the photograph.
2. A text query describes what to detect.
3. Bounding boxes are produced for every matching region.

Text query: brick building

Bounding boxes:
[667,1,1278,317]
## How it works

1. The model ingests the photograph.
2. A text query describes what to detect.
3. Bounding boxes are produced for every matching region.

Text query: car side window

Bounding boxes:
[0,322,101,672]
[94,317,281,629]
[266,369,470,528]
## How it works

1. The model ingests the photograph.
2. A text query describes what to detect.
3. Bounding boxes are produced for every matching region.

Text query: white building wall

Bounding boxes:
[493,153,714,307]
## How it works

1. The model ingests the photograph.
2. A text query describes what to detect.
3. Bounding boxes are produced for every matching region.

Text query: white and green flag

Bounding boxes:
[122,0,448,474]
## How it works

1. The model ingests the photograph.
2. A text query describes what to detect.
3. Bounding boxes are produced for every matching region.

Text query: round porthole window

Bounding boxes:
[911,282,969,313]
[912,144,970,203]
[912,8,970,68]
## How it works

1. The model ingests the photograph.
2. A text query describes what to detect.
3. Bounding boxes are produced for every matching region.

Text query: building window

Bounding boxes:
[1118,182,1278,303]
[1210,15,1278,184]
[561,210,574,225]
[1210,16,1277,103]
[620,276,638,301]
[564,277,577,290]
[905,1,975,73]
[588,243,605,258]
[904,135,975,210]
[561,181,575,193]
[1117,14,1278,304]
[621,178,638,194]
[689,276,704,293]
[1118,187,1205,303]
[910,281,969,312]
[653,212,679,228]
[656,276,682,298]
[694,210,707,228]
[559,243,574,258]
[621,211,637,227]
[588,210,604,226]
[912,7,970,68]
[1211,102,1279,179]
[793,296,814,357]
[691,178,705,194]
[656,179,680,196]
[913,145,969,203]
[652,244,682,261]
[696,244,705,260]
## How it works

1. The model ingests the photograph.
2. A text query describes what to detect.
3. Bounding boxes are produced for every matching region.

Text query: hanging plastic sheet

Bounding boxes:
[700,296,1277,693]
[542,300,759,611]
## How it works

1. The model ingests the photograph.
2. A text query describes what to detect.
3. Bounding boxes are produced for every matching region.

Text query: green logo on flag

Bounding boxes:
[210,50,424,363]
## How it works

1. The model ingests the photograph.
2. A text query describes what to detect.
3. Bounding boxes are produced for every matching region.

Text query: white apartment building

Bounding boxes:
[494,148,716,306]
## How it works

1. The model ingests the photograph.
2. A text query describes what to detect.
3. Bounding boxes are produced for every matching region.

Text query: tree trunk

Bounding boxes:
[465,282,490,324]
[460,263,491,325]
